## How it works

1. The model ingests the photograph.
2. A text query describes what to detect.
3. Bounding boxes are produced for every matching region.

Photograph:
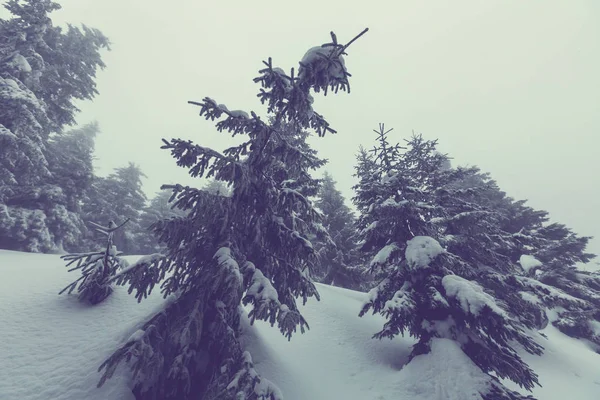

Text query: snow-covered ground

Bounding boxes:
[1,250,599,400]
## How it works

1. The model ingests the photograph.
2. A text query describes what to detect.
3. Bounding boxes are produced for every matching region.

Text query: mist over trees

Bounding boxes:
[312,171,368,290]
[1,2,598,400]
[0,0,108,252]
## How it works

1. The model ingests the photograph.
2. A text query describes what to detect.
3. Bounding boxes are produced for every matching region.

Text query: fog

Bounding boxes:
[47,0,599,261]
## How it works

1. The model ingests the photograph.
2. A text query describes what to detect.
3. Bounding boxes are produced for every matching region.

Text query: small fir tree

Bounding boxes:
[59,219,130,305]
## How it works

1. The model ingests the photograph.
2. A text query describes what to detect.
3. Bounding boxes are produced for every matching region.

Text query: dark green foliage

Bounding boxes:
[355,126,545,399]
[97,29,368,400]
[82,163,147,254]
[313,171,367,290]
[135,189,188,254]
[0,0,108,252]
[59,219,130,305]
[445,156,599,348]
[355,125,598,398]
[202,178,233,197]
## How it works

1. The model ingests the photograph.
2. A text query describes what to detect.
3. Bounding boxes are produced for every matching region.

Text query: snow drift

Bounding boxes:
[0,250,599,400]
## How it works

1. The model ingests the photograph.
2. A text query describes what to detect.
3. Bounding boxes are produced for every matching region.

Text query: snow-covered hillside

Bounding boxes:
[1,250,599,400]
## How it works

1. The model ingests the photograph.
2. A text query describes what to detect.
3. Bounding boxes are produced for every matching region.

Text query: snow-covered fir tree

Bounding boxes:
[0,0,108,252]
[313,171,366,290]
[43,122,99,251]
[444,164,600,349]
[59,219,130,305]
[96,29,369,400]
[136,189,188,254]
[355,127,548,399]
[202,178,233,197]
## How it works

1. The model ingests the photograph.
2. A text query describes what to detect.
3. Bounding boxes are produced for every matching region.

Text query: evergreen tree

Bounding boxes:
[448,165,600,348]
[355,126,546,399]
[96,29,368,400]
[43,122,99,251]
[313,171,366,289]
[136,189,188,254]
[0,0,108,252]
[0,118,97,252]
[203,178,232,197]
[59,219,130,304]
[82,163,148,254]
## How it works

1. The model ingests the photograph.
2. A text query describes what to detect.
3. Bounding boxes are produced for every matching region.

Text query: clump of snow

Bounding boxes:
[442,275,506,317]
[384,282,414,312]
[9,54,33,73]
[360,220,378,235]
[247,268,279,303]
[229,109,250,119]
[519,254,543,273]
[519,291,541,304]
[405,236,444,269]
[214,247,242,283]
[380,197,408,208]
[365,278,388,304]
[370,243,399,267]
[299,45,347,79]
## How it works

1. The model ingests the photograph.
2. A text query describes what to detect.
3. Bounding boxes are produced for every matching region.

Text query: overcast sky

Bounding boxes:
[42,0,599,263]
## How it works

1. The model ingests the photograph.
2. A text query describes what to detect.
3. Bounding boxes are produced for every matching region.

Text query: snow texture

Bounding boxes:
[442,275,507,317]
[394,338,491,400]
[0,251,168,400]
[1,251,599,400]
[519,254,543,273]
[405,236,444,269]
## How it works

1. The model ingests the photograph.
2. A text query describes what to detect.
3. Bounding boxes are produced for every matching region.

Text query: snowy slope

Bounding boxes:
[0,251,166,400]
[1,251,599,400]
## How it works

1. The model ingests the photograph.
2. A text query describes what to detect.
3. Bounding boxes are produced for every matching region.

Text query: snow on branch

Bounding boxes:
[442,275,507,317]
[226,351,283,400]
[405,236,444,269]
[370,243,401,268]
[214,247,242,286]
[59,219,130,304]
